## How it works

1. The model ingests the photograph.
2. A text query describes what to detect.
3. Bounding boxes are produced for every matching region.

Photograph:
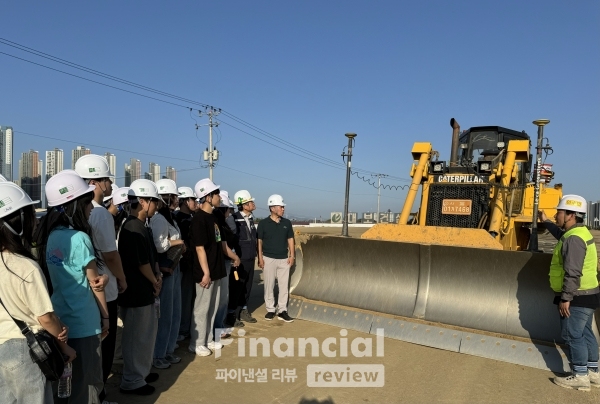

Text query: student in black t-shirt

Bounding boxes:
[188,179,240,357]
[117,180,162,396]
[173,186,197,340]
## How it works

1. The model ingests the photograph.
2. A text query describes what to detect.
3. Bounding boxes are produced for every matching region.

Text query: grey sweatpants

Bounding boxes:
[189,278,221,349]
[120,304,158,390]
[263,256,290,313]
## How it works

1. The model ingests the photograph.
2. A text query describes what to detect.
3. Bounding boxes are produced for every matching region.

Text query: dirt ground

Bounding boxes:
[103,227,600,403]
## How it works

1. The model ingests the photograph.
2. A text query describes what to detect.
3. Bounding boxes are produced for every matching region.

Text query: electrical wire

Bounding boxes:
[0,39,391,177]
[15,129,400,198]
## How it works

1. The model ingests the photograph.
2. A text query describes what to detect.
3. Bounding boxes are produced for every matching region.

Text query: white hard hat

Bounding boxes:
[219,190,234,208]
[0,174,7,182]
[156,179,180,196]
[0,182,39,219]
[556,194,587,214]
[112,187,130,206]
[103,184,119,203]
[129,179,160,199]
[195,178,220,199]
[268,194,286,207]
[74,154,113,179]
[46,170,95,207]
[234,190,254,206]
[177,187,196,199]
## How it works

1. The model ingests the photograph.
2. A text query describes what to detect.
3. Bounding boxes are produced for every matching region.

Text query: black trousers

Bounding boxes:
[99,299,118,400]
[228,259,255,310]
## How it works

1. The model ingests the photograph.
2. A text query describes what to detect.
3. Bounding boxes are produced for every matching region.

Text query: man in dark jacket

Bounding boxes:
[226,190,258,326]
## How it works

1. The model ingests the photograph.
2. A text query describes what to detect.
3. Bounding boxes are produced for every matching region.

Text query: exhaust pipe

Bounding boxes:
[450,118,460,167]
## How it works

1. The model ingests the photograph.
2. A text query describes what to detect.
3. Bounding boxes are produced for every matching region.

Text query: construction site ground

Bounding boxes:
[105,227,600,404]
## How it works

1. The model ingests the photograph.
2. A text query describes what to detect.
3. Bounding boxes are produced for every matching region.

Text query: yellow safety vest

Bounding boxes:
[549,226,598,293]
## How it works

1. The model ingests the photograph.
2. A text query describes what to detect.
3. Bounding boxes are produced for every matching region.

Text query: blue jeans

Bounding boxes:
[215,261,231,330]
[560,305,599,375]
[154,265,182,359]
[0,338,53,404]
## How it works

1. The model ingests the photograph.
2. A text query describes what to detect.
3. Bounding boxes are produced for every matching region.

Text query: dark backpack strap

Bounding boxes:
[0,297,34,336]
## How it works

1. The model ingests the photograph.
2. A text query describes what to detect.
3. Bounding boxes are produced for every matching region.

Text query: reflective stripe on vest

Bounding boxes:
[549,226,598,293]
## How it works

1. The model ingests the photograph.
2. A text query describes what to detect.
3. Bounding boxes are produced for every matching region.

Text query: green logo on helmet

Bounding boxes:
[59,187,69,195]
[139,188,146,192]
[200,188,205,192]
[160,186,165,190]
[238,197,244,204]
[89,168,96,172]
[0,201,5,208]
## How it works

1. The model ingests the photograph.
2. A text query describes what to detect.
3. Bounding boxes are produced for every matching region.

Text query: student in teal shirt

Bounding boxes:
[41,170,109,404]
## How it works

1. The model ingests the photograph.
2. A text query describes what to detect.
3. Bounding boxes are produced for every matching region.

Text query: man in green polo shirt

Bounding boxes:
[540,194,600,391]
[257,194,295,322]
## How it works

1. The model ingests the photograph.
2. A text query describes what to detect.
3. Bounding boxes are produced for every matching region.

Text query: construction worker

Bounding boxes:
[257,194,295,323]
[75,154,126,403]
[226,190,258,326]
[539,194,600,391]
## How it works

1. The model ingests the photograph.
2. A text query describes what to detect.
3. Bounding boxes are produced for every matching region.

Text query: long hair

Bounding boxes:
[37,191,103,285]
[113,203,130,235]
[0,205,37,281]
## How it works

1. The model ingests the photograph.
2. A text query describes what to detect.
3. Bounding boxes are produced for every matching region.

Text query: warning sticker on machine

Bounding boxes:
[442,199,472,215]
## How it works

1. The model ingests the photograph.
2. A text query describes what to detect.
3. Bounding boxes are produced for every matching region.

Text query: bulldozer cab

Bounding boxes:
[456,126,531,176]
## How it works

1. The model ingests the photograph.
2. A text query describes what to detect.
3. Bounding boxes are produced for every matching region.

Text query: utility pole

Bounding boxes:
[529,119,550,252]
[200,107,221,180]
[341,133,357,237]
[372,173,388,222]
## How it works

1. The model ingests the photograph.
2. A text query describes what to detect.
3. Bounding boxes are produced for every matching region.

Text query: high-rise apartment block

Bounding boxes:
[71,145,91,169]
[149,162,160,182]
[18,150,42,207]
[0,126,14,181]
[165,166,176,182]
[124,158,141,187]
[45,148,64,181]
[104,153,117,183]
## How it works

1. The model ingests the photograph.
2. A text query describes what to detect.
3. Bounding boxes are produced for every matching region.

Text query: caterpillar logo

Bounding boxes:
[566,200,582,207]
[435,174,486,183]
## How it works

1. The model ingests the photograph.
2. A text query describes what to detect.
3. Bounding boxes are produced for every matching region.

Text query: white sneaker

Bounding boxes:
[553,373,591,391]
[207,341,223,350]
[190,345,212,357]
[588,370,600,388]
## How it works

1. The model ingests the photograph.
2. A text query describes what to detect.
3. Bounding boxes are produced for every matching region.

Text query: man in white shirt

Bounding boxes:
[75,155,127,403]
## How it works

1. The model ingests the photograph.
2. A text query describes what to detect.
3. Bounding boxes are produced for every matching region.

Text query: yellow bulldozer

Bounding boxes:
[289,119,582,373]
[362,118,563,250]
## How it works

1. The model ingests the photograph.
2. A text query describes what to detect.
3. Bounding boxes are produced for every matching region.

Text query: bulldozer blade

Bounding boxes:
[289,235,596,372]
[361,224,504,250]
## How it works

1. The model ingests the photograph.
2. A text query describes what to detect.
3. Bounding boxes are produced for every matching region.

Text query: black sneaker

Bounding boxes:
[225,313,245,327]
[265,312,276,321]
[120,384,155,395]
[240,309,257,323]
[145,373,159,383]
[277,311,294,323]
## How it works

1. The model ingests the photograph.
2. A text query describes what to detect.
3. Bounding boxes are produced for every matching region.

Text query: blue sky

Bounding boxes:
[1,1,598,219]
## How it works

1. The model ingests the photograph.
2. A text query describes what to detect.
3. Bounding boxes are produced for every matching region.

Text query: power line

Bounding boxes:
[0,38,397,177]
[16,129,404,199]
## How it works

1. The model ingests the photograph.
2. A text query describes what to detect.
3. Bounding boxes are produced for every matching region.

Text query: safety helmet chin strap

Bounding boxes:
[58,199,78,227]
[1,211,25,237]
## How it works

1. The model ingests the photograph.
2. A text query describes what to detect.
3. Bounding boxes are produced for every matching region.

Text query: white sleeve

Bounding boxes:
[89,208,118,253]
[150,214,171,253]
